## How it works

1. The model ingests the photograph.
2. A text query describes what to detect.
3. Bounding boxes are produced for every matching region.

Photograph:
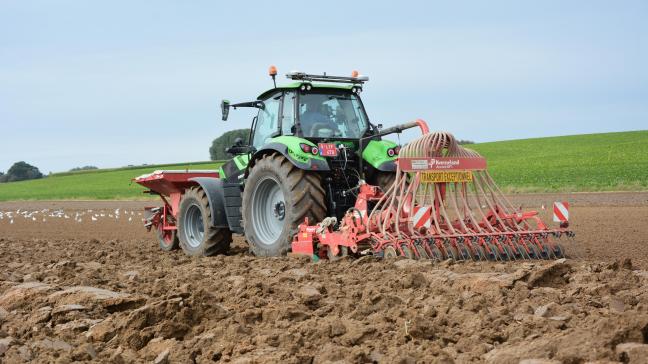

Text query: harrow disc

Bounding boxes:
[502,244,516,261]
[553,244,565,258]
[537,243,551,260]
[470,243,486,261]
[327,246,349,261]
[457,242,472,260]
[428,243,445,261]
[400,246,415,259]
[414,243,429,259]
[485,242,501,261]
[383,246,398,258]
[527,243,541,259]
[513,241,531,259]
[444,241,459,260]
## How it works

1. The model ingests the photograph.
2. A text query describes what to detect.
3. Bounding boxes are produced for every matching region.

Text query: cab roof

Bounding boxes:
[257,82,356,100]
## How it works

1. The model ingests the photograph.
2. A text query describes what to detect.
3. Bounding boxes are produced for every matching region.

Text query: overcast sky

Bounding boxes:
[1,1,646,173]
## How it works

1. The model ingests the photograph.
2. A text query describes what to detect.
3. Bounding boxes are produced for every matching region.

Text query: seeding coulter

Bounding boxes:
[135,67,573,261]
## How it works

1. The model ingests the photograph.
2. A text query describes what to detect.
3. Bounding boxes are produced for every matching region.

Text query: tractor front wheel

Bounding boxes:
[242,153,326,257]
[177,187,232,256]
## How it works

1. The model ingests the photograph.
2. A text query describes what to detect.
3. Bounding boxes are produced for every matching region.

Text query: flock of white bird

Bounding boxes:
[0,208,144,225]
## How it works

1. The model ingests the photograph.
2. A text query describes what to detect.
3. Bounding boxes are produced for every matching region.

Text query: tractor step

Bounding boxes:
[223,182,243,234]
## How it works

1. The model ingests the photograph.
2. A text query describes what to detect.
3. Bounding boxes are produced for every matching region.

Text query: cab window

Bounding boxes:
[252,93,280,148]
[298,90,368,138]
[281,91,296,135]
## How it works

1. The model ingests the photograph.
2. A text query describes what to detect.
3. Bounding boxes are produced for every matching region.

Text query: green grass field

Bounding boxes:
[0,130,646,201]
[469,130,648,192]
[0,161,223,201]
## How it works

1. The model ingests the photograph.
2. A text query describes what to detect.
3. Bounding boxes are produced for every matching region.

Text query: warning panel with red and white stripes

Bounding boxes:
[412,206,432,229]
[553,201,569,222]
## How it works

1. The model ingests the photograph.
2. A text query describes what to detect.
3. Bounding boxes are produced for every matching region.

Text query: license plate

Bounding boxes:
[318,143,338,157]
[420,171,473,183]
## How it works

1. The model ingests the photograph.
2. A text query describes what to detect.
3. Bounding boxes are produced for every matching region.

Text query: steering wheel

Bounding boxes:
[309,122,335,137]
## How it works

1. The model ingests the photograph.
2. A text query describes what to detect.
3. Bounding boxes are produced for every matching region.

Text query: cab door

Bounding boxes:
[251,92,281,149]
[281,91,296,135]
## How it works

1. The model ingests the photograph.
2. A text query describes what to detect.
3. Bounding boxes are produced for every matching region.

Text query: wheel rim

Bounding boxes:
[158,224,174,246]
[251,176,285,246]
[183,204,204,248]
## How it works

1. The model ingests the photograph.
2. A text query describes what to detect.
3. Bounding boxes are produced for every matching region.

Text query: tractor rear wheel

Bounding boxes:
[242,153,326,257]
[369,171,396,192]
[177,187,232,256]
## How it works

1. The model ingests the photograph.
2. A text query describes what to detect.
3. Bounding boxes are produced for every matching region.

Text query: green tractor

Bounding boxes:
[136,67,420,257]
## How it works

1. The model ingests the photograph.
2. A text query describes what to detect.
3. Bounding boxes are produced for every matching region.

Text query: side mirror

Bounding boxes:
[234,137,243,146]
[221,100,230,121]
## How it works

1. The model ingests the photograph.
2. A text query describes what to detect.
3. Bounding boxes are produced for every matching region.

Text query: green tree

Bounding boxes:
[458,139,474,145]
[209,129,250,160]
[70,165,98,172]
[0,161,44,183]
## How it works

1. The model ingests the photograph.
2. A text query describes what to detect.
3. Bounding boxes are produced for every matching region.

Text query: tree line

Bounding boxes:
[0,161,43,183]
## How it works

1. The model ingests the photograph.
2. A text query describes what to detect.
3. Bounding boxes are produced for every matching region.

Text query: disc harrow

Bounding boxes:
[291,119,575,261]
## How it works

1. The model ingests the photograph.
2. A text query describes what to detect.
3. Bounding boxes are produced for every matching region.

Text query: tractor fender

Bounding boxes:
[188,177,229,228]
[362,139,398,172]
[376,160,397,172]
[246,143,330,176]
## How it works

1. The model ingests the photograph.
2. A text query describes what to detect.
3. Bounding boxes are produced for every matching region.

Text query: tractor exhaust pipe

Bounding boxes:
[359,119,430,178]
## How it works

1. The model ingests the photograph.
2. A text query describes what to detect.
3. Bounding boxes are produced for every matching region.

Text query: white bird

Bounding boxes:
[10,219,13,224]
[91,216,97,221]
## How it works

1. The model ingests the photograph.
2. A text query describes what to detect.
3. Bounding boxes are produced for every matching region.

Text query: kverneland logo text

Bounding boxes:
[429,159,460,168]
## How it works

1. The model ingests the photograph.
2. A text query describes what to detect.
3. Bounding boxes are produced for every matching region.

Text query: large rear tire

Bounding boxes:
[242,153,326,257]
[369,171,396,192]
[178,187,232,257]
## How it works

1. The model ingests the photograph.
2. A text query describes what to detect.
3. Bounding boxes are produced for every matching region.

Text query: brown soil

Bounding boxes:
[1,192,648,363]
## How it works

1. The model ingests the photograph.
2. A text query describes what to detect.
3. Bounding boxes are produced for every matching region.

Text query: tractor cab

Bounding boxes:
[223,70,372,151]
[253,82,370,146]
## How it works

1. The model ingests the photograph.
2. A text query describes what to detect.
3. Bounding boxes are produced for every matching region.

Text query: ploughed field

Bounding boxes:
[1,192,648,363]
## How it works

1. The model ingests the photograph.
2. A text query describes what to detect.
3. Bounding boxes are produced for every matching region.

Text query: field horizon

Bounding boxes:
[0,129,646,201]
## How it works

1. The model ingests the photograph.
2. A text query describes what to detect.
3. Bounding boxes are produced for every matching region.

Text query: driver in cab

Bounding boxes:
[299,95,338,137]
